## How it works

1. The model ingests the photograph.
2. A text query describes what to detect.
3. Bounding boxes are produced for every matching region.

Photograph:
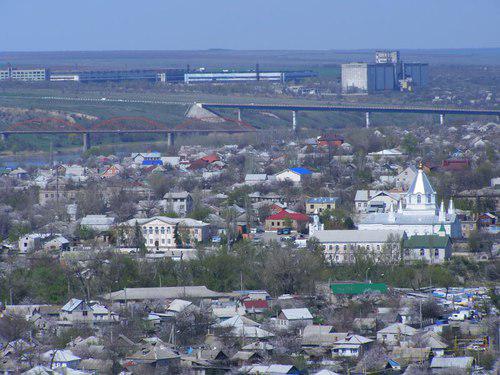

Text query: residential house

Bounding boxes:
[80,215,115,232]
[240,365,300,374]
[42,236,70,252]
[125,343,181,373]
[276,308,314,329]
[9,167,29,180]
[441,159,470,172]
[161,156,180,168]
[478,212,497,230]
[41,350,81,370]
[264,210,310,232]
[131,152,162,165]
[59,164,87,182]
[275,167,313,183]
[100,164,122,178]
[231,351,263,367]
[390,347,431,367]
[416,331,448,357]
[215,315,274,340]
[316,133,344,148]
[312,229,406,264]
[38,181,78,206]
[377,323,417,346]
[305,197,339,214]
[430,356,474,373]
[243,299,269,315]
[354,190,403,213]
[301,325,348,351]
[402,232,452,264]
[18,234,43,254]
[367,148,405,159]
[331,335,373,358]
[60,299,117,324]
[249,192,284,204]
[244,174,269,185]
[394,165,418,190]
[162,191,193,216]
[458,213,478,238]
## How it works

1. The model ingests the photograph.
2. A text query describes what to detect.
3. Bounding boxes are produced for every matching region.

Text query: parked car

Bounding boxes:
[277,227,292,235]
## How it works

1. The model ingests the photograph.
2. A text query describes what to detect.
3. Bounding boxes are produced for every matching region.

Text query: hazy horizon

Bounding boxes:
[1,0,499,51]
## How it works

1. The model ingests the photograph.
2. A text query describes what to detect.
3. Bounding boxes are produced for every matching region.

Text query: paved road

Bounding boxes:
[202,102,500,116]
[2,93,498,116]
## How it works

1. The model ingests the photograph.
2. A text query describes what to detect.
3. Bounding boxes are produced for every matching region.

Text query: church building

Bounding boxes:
[358,164,462,238]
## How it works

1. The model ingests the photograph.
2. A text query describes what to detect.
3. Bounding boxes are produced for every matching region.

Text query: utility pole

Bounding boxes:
[420,299,423,329]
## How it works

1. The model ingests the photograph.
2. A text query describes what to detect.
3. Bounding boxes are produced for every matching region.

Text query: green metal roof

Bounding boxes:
[330,283,387,295]
[403,235,450,249]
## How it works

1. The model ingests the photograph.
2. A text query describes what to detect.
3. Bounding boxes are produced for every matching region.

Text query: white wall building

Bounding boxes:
[312,229,406,264]
[122,216,210,251]
[358,166,462,238]
[162,191,193,216]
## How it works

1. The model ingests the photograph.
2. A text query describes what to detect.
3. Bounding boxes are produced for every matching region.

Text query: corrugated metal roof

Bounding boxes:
[282,308,313,320]
[430,356,474,368]
[378,323,417,335]
[403,234,450,249]
[313,229,405,243]
[61,298,84,312]
[306,197,339,204]
[289,167,312,175]
[105,286,228,301]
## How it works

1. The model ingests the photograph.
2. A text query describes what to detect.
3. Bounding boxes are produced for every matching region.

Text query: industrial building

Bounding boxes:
[0,67,48,81]
[342,51,428,93]
[184,70,317,84]
[1,64,316,85]
[49,69,185,83]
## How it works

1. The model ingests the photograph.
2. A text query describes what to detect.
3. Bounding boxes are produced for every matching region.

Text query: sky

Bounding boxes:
[1,0,499,51]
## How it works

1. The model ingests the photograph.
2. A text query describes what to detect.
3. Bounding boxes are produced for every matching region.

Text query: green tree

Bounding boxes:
[401,134,418,155]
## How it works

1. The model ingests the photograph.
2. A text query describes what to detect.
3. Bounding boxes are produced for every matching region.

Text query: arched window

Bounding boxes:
[417,195,421,203]
[335,245,339,251]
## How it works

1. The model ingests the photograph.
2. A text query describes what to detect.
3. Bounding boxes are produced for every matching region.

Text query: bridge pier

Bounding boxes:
[82,133,91,152]
[365,112,371,128]
[292,110,297,132]
[237,108,242,122]
[166,132,175,148]
[439,114,445,126]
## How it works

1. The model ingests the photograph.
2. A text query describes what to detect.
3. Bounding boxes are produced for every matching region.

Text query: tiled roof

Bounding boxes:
[266,210,310,222]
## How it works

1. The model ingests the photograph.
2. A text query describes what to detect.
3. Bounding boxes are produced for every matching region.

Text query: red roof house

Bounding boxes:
[265,210,310,232]
[317,133,344,148]
[441,159,470,172]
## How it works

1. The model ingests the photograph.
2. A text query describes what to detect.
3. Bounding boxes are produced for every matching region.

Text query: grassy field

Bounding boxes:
[2,49,500,69]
